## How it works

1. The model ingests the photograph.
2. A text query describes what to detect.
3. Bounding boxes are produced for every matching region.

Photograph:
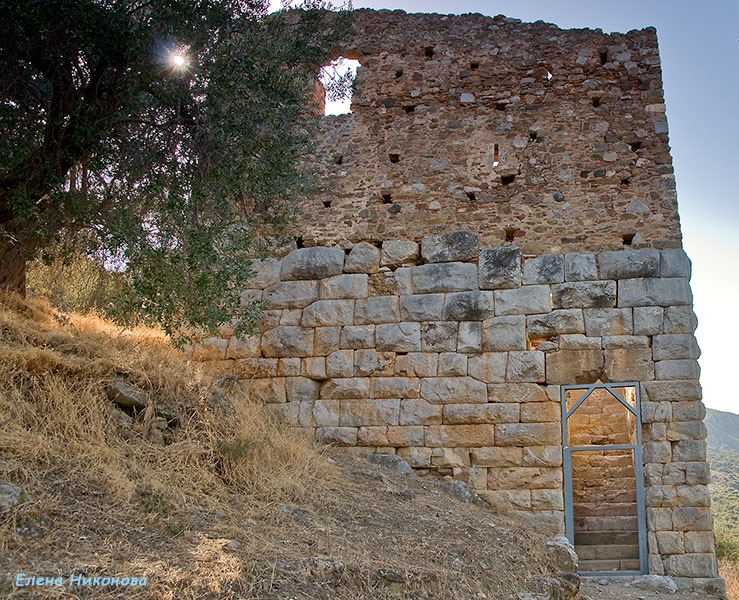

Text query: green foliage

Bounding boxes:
[709,447,739,564]
[0,0,351,341]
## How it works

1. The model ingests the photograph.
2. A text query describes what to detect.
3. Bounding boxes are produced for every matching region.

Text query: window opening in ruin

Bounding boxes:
[395,68,404,78]
[492,144,500,168]
[501,174,516,186]
[381,192,393,204]
[592,97,601,108]
[403,105,416,114]
[465,190,476,201]
[388,152,401,164]
[561,383,647,575]
[470,61,480,70]
[620,177,631,186]
[495,100,507,111]
[599,51,608,65]
[334,155,344,165]
[529,131,538,142]
[622,233,636,246]
[323,200,332,208]
[424,46,435,59]
[320,57,360,116]
[629,141,642,152]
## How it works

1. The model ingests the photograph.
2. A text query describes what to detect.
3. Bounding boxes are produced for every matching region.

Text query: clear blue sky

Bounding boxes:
[278,0,739,414]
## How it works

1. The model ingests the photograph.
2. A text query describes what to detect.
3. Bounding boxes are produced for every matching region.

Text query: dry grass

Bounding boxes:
[720,560,739,600]
[0,293,558,599]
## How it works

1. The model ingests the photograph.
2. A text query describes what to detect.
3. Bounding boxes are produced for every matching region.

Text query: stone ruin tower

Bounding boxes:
[190,9,722,591]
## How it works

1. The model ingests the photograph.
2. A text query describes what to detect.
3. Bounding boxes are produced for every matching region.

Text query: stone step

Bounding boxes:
[573,501,638,517]
[579,558,641,572]
[575,543,640,560]
[574,515,638,531]
[575,531,639,546]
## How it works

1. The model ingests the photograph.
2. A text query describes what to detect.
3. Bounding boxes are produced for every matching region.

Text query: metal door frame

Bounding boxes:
[561,382,648,575]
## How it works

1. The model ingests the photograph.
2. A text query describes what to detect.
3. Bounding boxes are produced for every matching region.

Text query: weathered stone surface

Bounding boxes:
[301,300,354,327]
[261,326,314,357]
[248,378,286,403]
[583,308,633,336]
[412,262,478,293]
[285,377,321,403]
[558,334,601,349]
[546,350,604,384]
[371,377,420,399]
[642,380,702,403]
[663,553,716,578]
[421,230,479,263]
[443,291,495,321]
[381,240,420,267]
[226,335,261,359]
[354,296,400,325]
[425,424,495,447]
[326,350,354,378]
[344,242,381,274]
[489,466,563,489]
[495,285,551,315]
[234,358,278,378]
[315,427,358,446]
[634,306,663,335]
[467,353,508,383]
[661,249,692,278]
[320,274,368,300]
[603,348,655,382]
[523,445,563,467]
[548,534,579,573]
[523,255,564,284]
[376,323,421,352]
[265,280,319,309]
[482,315,526,351]
[354,349,394,377]
[106,379,149,410]
[564,253,598,282]
[340,325,375,349]
[281,247,345,280]
[552,281,616,309]
[0,483,27,512]
[487,383,549,403]
[399,294,444,321]
[399,398,443,425]
[437,352,467,377]
[655,359,701,380]
[302,357,327,380]
[314,326,341,355]
[479,247,521,290]
[192,337,229,361]
[618,278,693,307]
[320,377,370,399]
[340,398,399,426]
[244,258,282,289]
[395,352,438,377]
[663,306,698,334]
[598,249,661,279]
[472,446,523,467]
[506,351,545,383]
[653,334,701,360]
[366,453,414,475]
[444,403,519,424]
[521,402,560,423]
[527,310,584,339]
[420,377,488,404]
[457,321,482,353]
[387,425,425,447]
[421,321,458,352]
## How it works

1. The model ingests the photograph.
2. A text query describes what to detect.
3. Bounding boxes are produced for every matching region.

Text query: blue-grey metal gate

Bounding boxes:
[561,382,648,575]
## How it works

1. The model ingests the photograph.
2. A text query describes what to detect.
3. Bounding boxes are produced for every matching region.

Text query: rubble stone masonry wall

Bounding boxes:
[186,9,720,591]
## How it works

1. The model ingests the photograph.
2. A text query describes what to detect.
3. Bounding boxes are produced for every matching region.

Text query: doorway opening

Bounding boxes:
[562,383,647,574]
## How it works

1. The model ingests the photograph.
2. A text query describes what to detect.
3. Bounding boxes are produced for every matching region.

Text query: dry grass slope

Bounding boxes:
[0,294,559,599]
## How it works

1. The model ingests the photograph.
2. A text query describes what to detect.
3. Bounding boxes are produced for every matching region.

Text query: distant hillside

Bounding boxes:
[706,409,739,453]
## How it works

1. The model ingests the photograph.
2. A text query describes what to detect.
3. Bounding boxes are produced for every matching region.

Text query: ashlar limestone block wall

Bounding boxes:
[186,230,717,584]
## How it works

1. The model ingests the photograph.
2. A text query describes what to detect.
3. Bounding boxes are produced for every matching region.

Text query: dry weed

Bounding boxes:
[721,559,739,600]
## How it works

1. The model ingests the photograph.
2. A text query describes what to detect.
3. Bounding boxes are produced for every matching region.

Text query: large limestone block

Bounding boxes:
[672,440,707,462]
[506,351,545,383]
[653,334,701,360]
[458,322,482,353]
[312,400,340,427]
[285,377,321,403]
[489,466,563,490]
[381,240,420,268]
[421,321,458,352]
[443,403,519,424]
[395,352,438,377]
[583,308,633,336]
[598,249,661,279]
[244,258,282,289]
[371,377,420,399]
[521,402,560,423]
[261,326,314,358]
[663,553,717,578]
[355,296,400,324]
[420,377,488,404]
[320,274,369,300]
[424,424,495,447]
[482,315,527,351]
[468,352,508,383]
[495,285,551,315]
[399,398,443,425]
[278,357,301,377]
[663,306,698,334]
[661,249,692,278]
[527,310,584,340]
[546,349,604,384]
[495,423,561,446]
[339,398,400,426]
[376,322,421,352]
[400,294,444,321]
[471,446,523,467]
[412,262,478,293]
[642,380,702,403]
[234,357,278,378]
[357,427,389,446]
[552,281,616,309]
[603,348,655,382]
[443,291,495,321]
[523,445,563,467]
[487,383,549,403]
[421,230,479,263]
[326,350,354,378]
[523,255,564,284]
[397,446,433,468]
[302,357,327,380]
[479,247,522,290]
[320,377,370,400]
[248,378,286,404]
[564,253,598,282]
[315,326,341,355]
[344,242,381,274]
[340,325,375,349]
[478,489,532,510]
[667,421,707,441]
[618,278,693,307]
[192,337,229,361]
[673,400,707,422]
[301,299,354,327]
[387,425,425,446]
[533,489,565,511]
[634,306,664,335]
[315,427,358,446]
[655,359,700,380]
[265,280,319,309]
[431,447,471,468]
[281,247,344,280]
[354,349,395,377]
[438,352,468,377]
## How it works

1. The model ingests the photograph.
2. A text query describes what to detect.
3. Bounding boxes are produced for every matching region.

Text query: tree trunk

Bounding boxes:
[0,238,27,296]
